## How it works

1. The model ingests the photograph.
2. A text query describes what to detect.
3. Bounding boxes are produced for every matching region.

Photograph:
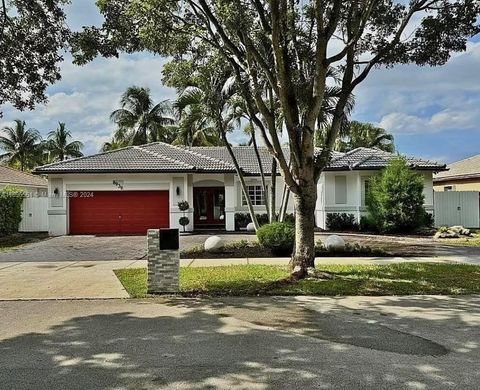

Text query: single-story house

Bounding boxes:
[0,165,48,197]
[434,154,480,192]
[34,142,445,236]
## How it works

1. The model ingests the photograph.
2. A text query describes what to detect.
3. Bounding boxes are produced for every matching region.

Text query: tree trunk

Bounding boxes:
[270,159,277,222]
[290,181,317,278]
[278,182,290,222]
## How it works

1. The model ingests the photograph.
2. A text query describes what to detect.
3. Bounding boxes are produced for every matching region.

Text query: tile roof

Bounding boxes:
[326,147,446,171]
[434,154,480,182]
[34,143,446,175]
[0,166,47,187]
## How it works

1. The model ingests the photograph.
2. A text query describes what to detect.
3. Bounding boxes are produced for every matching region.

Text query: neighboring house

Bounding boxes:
[34,143,445,236]
[0,166,49,232]
[434,154,480,192]
[0,165,48,197]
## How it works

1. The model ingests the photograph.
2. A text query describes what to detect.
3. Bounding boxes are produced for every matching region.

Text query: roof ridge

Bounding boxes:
[170,144,237,170]
[134,145,194,169]
[1,165,47,180]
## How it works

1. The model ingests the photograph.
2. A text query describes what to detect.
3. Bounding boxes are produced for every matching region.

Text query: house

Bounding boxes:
[0,165,48,197]
[34,143,445,236]
[434,154,480,192]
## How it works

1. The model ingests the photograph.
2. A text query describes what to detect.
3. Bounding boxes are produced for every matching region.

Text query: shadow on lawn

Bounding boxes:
[0,295,479,389]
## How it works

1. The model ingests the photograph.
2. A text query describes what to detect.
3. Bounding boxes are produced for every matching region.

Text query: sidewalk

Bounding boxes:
[0,256,465,301]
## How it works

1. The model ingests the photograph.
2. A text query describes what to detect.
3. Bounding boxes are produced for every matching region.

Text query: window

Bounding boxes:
[361,177,371,206]
[242,185,266,206]
[444,186,454,192]
[335,176,347,204]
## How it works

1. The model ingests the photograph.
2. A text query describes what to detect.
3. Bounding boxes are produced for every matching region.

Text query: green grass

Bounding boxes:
[441,236,480,247]
[114,263,480,298]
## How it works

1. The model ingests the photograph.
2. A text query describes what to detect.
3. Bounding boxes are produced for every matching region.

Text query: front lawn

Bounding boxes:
[114,263,480,298]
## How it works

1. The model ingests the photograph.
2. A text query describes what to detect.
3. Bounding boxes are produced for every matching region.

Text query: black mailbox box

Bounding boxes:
[159,228,179,250]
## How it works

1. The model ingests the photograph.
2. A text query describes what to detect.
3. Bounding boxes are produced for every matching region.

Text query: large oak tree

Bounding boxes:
[72,0,479,277]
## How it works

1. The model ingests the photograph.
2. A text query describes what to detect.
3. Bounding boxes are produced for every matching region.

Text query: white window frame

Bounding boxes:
[242,185,266,206]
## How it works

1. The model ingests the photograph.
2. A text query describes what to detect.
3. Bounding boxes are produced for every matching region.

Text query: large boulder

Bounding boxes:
[204,236,224,251]
[246,222,256,232]
[325,235,346,252]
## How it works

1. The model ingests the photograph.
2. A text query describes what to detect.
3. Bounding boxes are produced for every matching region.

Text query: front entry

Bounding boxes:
[193,187,225,229]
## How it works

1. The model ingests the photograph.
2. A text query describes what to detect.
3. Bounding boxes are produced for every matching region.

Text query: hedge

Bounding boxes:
[0,186,26,237]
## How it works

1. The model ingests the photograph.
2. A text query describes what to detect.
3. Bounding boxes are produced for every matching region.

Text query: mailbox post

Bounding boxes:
[147,228,180,294]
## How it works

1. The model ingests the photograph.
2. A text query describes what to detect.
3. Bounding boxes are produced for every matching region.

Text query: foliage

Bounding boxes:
[256,222,295,256]
[235,212,294,230]
[0,0,69,114]
[315,240,388,257]
[367,158,427,233]
[178,216,190,227]
[115,263,480,298]
[438,226,449,234]
[0,186,26,237]
[326,213,358,231]
[47,122,83,162]
[0,120,43,171]
[177,200,189,211]
[359,215,378,232]
[107,86,175,148]
[318,121,395,152]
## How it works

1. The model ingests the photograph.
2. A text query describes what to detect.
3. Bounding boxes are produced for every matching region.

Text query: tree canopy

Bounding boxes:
[0,0,69,115]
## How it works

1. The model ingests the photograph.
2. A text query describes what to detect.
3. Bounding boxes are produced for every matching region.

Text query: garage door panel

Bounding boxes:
[69,191,169,235]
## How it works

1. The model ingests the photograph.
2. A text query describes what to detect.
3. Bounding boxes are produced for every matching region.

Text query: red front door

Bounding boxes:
[69,191,170,235]
[193,187,225,227]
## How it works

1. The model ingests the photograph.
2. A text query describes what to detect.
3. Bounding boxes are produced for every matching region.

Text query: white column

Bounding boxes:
[224,174,235,231]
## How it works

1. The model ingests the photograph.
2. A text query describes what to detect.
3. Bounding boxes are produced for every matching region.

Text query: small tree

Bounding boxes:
[0,186,26,237]
[367,158,426,233]
[178,200,190,232]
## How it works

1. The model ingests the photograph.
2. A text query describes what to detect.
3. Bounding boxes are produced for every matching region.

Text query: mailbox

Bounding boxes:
[159,228,179,250]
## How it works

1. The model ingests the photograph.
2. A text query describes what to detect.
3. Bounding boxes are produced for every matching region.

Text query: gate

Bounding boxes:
[434,191,480,228]
[19,197,49,232]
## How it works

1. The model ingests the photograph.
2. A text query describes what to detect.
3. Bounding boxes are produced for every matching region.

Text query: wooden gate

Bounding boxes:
[434,191,480,228]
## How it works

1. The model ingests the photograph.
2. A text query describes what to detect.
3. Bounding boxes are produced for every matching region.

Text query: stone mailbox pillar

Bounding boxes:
[147,228,180,294]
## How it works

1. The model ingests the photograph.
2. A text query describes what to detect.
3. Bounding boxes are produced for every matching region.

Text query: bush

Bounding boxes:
[326,213,358,231]
[0,186,26,237]
[234,212,295,230]
[359,215,377,232]
[367,158,427,233]
[256,222,295,256]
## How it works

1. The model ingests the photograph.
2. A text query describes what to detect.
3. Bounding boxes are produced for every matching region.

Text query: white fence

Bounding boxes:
[19,197,49,232]
[434,191,480,228]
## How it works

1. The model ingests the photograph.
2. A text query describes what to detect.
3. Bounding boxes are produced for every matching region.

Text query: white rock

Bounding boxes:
[204,236,224,251]
[246,222,256,232]
[325,235,346,251]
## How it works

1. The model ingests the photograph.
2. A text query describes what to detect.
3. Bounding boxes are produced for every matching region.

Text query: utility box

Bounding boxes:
[147,229,180,294]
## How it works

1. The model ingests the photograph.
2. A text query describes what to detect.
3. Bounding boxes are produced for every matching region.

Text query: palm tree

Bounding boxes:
[0,120,42,171]
[341,121,395,152]
[47,123,84,161]
[172,88,224,147]
[110,86,174,146]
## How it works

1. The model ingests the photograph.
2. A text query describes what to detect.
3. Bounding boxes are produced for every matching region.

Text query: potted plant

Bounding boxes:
[178,201,190,233]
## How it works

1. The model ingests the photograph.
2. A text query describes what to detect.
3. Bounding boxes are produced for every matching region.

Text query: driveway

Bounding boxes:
[1,232,480,263]
[0,295,479,389]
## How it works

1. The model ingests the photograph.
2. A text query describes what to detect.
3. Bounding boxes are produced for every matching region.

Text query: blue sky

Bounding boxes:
[1,1,479,164]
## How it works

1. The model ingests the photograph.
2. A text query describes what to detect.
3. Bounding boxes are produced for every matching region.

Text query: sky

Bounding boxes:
[0,1,479,164]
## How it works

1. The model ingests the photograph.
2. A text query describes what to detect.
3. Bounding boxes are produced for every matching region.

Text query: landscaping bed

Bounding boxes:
[180,239,390,259]
[0,232,49,252]
[114,263,480,298]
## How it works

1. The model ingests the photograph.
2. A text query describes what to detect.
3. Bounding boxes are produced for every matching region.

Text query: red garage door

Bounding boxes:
[69,191,169,235]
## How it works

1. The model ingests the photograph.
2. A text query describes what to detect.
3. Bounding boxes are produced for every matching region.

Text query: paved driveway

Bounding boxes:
[0,295,479,389]
[1,232,480,263]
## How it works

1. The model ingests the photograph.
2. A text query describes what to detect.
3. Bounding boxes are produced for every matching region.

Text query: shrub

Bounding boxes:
[438,226,449,234]
[234,212,294,230]
[359,215,377,232]
[0,186,26,237]
[179,216,190,229]
[367,158,427,233]
[178,200,189,211]
[326,213,358,231]
[256,222,295,256]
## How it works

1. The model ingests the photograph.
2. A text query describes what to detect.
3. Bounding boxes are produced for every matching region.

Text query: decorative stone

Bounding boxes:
[204,236,224,251]
[325,235,346,251]
[246,222,256,232]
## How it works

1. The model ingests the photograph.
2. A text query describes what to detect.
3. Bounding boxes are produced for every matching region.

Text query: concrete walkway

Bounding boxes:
[0,256,468,300]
